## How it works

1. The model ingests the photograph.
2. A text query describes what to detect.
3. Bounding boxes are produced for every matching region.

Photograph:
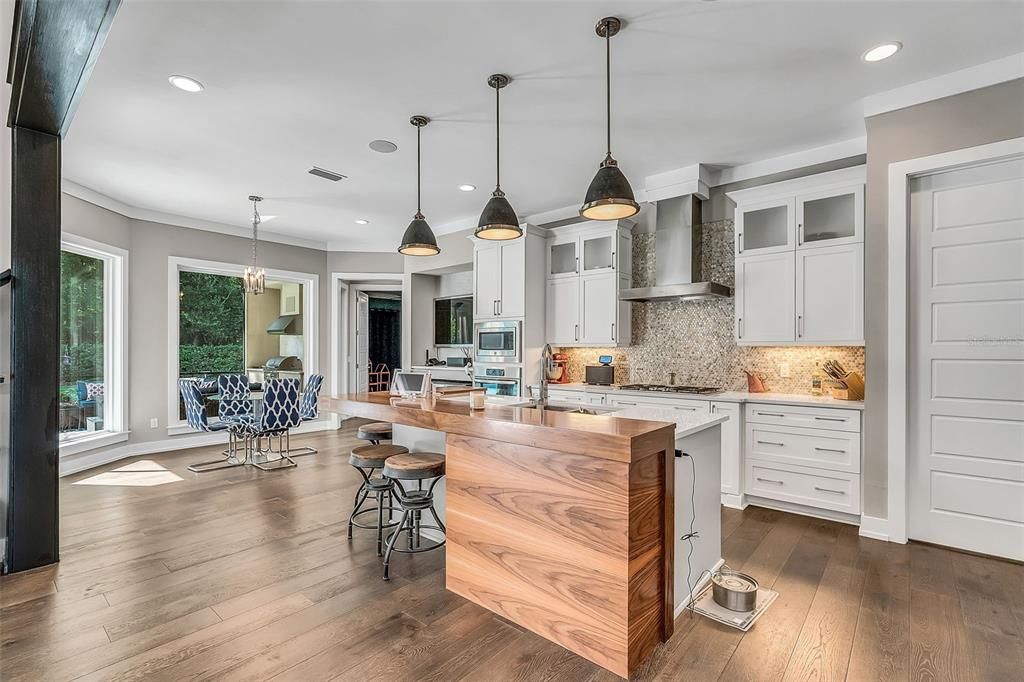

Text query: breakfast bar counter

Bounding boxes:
[321,392,676,678]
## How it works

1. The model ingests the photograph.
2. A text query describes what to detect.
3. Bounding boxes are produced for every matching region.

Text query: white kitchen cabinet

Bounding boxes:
[796,184,864,249]
[735,198,795,257]
[730,166,865,347]
[711,401,742,504]
[547,389,606,406]
[796,244,864,344]
[545,220,633,347]
[279,282,302,315]
[546,277,580,344]
[735,252,795,344]
[473,239,525,320]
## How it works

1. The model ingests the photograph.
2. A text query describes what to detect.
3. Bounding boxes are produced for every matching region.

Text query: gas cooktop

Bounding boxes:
[617,383,723,395]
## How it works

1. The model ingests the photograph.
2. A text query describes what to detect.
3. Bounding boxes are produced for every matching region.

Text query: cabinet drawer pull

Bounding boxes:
[814,416,847,422]
[756,440,785,446]
[617,401,637,406]
[814,447,847,454]
[814,486,846,495]
[674,406,698,411]
[757,411,785,417]
[756,477,784,485]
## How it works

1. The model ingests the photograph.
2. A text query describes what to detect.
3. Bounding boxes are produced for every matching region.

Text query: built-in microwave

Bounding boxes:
[474,320,521,363]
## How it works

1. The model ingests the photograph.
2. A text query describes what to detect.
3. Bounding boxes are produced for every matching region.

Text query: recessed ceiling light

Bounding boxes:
[168,74,204,92]
[369,139,398,153]
[355,219,369,225]
[458,184,476,192]
[862,42,902,63]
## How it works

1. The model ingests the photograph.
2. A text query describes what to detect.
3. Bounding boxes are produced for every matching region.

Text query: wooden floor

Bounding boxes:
[1,422,1021,681]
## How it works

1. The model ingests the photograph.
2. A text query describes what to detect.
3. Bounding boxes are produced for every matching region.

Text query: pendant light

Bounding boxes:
[398,115,441,256]
[243,195,266,294]
[580,17,639,221]
[475,74,521,240]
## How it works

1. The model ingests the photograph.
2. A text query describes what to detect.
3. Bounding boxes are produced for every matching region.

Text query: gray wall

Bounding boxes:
[327,249,403,274]
[862,78,1024,518]
[62,193,330,446]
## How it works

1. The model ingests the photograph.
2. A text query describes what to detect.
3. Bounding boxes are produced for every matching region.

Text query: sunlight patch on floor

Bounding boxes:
[73,460,184,487]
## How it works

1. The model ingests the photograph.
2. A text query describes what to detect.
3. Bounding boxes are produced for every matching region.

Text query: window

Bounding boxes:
[59,236,126,448]
[167,258,319,433]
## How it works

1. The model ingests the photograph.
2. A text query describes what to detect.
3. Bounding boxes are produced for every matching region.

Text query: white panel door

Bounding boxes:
[473,244,501,319]
[735,252,795,344]
[546,277,579,345]
[580,273,617,345]
[910,156,1024,560]
[498,241,525,318]
[356,291,369,393]
[796,243,864,344]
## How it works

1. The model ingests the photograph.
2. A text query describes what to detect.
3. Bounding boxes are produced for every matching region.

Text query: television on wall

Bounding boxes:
[434,295,473,346]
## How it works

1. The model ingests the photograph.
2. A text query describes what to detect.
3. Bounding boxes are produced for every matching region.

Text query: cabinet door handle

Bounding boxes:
[757,440,785,446]
[493,300,497,316]
[575,256,579,274]
[814,486,846,495]
[575,324,579,342]
[814,447,847,454]
[738,232,743,254]
[757,411,785,417]
[797,314,803,338]
[798,222,803,245]
[611,322,615,341]
[711,404,716,413]
[814,416,846,422]
[756,477,784,485]
[737,317,743,339]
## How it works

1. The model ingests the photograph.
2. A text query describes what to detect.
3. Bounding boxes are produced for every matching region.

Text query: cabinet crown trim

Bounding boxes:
[726,166,866,205]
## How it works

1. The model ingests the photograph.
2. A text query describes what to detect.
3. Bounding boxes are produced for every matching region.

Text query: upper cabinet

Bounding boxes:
[472,227,546,323]
[729,166,865,346]
[544,220,633,347]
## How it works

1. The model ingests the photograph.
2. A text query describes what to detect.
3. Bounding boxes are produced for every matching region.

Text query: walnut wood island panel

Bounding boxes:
[321,392,677,678]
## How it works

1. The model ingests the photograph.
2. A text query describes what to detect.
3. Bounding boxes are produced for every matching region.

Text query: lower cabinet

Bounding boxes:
[547,389,606,406]
[711,402,742,502]
[743,402,863,517]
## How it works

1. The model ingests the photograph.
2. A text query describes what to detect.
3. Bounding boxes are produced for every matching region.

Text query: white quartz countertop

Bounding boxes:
[610,407,729,439]
[540,383,864,410]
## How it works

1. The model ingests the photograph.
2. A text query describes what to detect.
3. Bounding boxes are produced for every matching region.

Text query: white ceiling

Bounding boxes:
[64,0,1024,251]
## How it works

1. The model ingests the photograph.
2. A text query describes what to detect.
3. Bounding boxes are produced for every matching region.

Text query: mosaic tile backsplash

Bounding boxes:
[561,220,865,395]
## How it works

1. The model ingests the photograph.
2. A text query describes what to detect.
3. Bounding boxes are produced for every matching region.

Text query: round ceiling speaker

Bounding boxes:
[369,139,398,153]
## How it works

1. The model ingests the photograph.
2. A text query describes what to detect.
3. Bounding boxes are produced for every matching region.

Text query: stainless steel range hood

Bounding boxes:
[619,194,731,302]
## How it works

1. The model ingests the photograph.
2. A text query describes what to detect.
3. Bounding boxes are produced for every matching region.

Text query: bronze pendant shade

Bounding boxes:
[399,115,440,256]
[580,17,639,221]
[476,74,522,240]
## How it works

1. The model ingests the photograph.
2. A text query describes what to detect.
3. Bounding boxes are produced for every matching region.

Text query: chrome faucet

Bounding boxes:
[537,343,553,406]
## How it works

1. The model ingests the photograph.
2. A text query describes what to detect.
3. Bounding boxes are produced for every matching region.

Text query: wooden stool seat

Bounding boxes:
[357,422,393,442]
[383,452,445,480]
[349,444,408,469]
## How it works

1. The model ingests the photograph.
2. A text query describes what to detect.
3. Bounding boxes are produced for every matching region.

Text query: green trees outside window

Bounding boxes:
[178,271,245,377]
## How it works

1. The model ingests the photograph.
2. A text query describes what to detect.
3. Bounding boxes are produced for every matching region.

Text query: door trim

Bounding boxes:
[885,136,1024,545]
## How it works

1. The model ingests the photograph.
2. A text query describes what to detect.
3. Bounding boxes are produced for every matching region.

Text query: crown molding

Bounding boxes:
[863,52,1024,118]
[61,179,330,251]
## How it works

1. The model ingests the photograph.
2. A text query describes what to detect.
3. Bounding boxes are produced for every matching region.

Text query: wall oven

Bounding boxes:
[473,365,522,397]
[474,320,521,363]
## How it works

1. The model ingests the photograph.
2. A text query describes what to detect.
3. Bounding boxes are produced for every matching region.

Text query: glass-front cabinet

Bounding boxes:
[581,233,614,272]
[796,184,864,248]
[735,198,795,256]
[548,238,578,279]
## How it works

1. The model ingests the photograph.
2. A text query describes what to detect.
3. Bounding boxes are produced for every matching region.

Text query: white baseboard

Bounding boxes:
[744,495,861,527]
[858,514,902,543]
[721,493,747,510]
[59,419,336,477]
[674,557,726,619]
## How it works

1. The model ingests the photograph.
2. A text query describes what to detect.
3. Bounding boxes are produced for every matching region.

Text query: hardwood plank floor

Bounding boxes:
[1,420,1021,681]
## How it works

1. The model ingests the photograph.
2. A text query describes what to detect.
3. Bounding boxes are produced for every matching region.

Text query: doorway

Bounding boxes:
[908,154,1024,560]
[359,291,402,392]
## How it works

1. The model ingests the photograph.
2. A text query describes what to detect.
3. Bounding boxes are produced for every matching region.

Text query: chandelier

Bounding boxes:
[244,195,266,294]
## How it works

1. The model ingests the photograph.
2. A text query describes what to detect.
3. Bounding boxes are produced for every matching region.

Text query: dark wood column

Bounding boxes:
[3,0,120,573]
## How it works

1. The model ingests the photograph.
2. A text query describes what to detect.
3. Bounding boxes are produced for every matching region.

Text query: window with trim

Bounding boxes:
[59,237,125,445]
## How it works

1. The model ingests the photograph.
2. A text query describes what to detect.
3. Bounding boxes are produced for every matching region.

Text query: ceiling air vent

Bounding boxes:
[308,166,347,182]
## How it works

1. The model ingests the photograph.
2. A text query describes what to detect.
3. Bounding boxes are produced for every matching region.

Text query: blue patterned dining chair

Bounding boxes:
[217,374,253,421]
[289,374,324,456]
[228,378,302,472]
[179,379,246,473]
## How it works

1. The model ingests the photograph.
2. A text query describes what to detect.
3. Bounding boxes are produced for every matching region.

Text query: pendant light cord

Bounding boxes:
[251,198,260,264]
[605,22,611,157]
[416,123,422,214]
[495,82,501,190]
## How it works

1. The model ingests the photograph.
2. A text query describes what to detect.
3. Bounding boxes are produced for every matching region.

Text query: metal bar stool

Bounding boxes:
[381,452,446,581]
[356,422,393,445]
[348,443,407,555]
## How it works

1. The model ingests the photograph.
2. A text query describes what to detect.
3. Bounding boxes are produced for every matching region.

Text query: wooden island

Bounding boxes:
[322,392,677,678]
